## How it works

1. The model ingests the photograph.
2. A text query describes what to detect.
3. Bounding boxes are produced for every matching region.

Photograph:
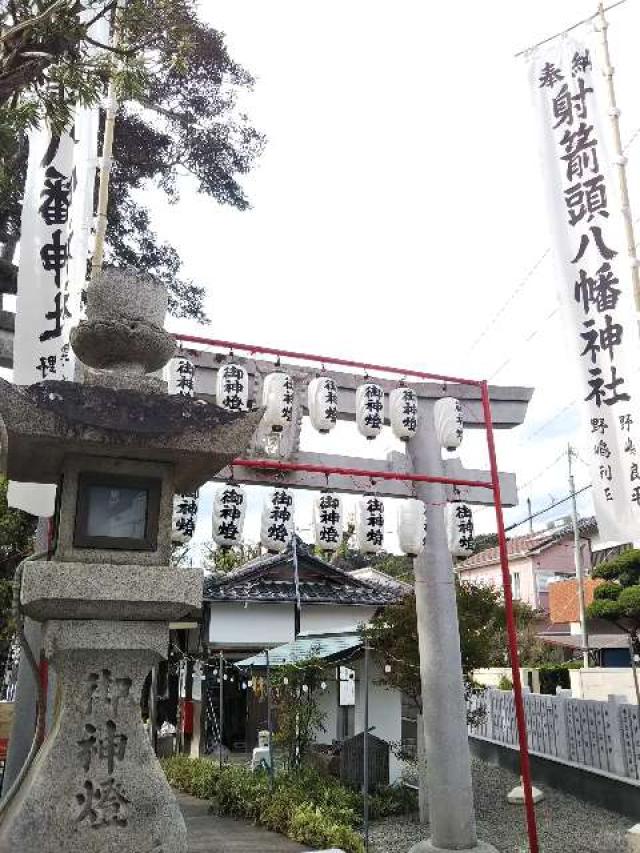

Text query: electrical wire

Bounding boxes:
[465,250,551,356]
[518,399,579,444]
[504,483,592,533]
[514,0,629,58]
[518,450,567,490]
[488,306,560,381]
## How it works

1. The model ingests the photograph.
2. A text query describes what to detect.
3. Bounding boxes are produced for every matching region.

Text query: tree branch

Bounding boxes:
[84,0,116,29]
[0,0,71,44]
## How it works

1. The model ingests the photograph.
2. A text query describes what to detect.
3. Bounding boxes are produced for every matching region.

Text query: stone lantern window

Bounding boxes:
[74,472,162,551]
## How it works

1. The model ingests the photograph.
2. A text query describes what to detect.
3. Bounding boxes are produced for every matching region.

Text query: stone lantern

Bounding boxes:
[0,269,261,853]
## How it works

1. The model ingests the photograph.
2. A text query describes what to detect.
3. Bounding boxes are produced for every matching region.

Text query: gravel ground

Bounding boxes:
[369,759,631,853]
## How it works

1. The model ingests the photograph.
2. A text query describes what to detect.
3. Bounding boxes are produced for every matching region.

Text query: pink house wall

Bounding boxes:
[458,538,588,611]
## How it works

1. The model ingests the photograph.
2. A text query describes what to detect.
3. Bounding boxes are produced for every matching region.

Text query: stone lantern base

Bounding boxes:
[0,621,186,853]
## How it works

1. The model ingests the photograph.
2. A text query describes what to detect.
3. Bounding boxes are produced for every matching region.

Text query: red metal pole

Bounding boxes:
[480,381,539,853]
[230,457,493,490]
[175,333,483,388]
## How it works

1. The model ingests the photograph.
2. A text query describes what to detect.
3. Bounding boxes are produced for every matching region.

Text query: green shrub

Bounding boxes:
[497,674,512,690]
[538,662,582,695]
[289,803,365,853]
[162,755,417,851]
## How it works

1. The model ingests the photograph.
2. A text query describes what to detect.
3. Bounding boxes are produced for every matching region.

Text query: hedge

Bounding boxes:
[162,755,415,853]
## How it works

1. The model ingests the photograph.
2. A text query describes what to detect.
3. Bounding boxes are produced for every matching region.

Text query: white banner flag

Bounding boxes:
[531,39,640,542]
[9,128,75,516]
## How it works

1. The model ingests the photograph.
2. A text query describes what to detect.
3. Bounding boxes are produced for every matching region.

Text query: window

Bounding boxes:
[74,472,161,551]
[511,571,521,600]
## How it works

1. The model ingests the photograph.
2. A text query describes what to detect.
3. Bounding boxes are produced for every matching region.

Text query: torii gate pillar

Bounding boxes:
[407,400,498,853]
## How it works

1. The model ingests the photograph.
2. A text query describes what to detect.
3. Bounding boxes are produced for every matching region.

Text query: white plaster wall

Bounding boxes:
[473,668,541,693]
[208,602,295,647]
[208,602,377,648]
[569,667,639,703]
[315,676,339,744]
[353,658,403,784]
[300,605,376,636]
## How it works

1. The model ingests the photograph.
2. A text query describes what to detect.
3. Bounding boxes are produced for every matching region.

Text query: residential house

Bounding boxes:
[194,538,402,759]
[457,517,597,611]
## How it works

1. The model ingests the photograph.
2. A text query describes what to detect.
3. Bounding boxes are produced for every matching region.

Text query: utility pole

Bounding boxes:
[568,445,589,668]
[526,497,533,534]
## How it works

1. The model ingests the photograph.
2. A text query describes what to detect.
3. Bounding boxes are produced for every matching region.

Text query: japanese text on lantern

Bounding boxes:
[536,43,640,536]
[318,494,341,545]
[215,485,244,543]
[73,669,132,829]
[268,489,293,543]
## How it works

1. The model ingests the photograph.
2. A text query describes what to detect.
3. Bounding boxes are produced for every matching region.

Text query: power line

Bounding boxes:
[519,450,566,490]
[505,483,592,533]
[488,305,559,380]
[514,0,629,58]
[465,249,550,356]
[519,399,579,443]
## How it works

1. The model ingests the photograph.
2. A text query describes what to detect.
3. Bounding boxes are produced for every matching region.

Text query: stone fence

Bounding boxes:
[468,688,640,780]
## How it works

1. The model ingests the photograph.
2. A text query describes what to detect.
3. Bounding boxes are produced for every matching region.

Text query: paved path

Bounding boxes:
[178,791,310,852]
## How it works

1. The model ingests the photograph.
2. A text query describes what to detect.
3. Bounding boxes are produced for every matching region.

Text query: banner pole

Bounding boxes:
[481,382,539,853]
[596,1,640,310]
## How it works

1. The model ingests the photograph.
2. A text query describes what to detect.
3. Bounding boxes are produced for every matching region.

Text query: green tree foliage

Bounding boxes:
[330,521,412,579]
[271,657,328,771]
[470,532,500,555]
[203,541,262,574]
[1,1,264,317]
[589,549,640,653]
[0,476,36,581]
[364,582,548,714]
[0,476,37,666]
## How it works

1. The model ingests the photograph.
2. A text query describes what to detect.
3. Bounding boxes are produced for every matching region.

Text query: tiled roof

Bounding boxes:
[237,632,363,668]
[203,537,401,607]
[459,517,598,571]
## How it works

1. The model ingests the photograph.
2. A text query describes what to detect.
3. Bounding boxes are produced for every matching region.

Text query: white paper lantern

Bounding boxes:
[390,387,418,441]
[434,397,464,451]
[313,492,344,551]
[446,502,474,557]
[356,382,384,439]
[172,489,199,544]
[308,376,338,433]
[356,495,385,553]
[216,362,249,412]
[397,498,426,557]
[262,372,294,432]
[166,354,196,397]
[212,483,247,547]
[261,488,295,552]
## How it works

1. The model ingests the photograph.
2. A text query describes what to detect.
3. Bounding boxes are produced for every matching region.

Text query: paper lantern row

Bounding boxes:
[209,361,464,449]
[209,487,471,559]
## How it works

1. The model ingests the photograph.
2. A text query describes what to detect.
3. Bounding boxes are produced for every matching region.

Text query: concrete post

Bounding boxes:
[552,692,570,762]
[607,694,627,777]
[407,400,496,853]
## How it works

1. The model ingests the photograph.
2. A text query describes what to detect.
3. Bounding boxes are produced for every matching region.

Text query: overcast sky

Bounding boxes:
[150,0,640,552]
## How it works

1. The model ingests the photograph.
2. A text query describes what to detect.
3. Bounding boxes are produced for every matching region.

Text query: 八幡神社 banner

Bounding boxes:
[531,38,640,543]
